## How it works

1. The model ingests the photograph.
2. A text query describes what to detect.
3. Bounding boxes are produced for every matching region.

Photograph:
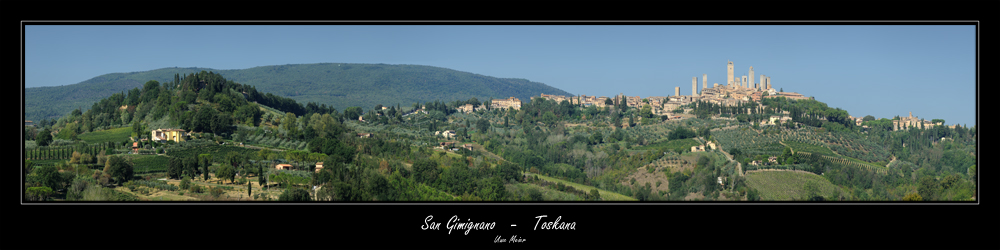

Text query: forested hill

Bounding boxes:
[25,67,216,123]
[24,63,574,122]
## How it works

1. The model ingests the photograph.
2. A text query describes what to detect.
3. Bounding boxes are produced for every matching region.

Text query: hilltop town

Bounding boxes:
[476,61,960,131]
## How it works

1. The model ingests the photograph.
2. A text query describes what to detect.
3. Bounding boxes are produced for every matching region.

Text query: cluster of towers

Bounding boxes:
[725,61,770,91]
[675,61,774,97]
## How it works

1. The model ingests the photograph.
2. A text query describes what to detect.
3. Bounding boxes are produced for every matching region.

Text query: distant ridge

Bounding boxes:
[24,63,574,122]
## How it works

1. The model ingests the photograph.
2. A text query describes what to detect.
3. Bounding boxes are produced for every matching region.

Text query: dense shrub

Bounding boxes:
[180,177,191,190]
[210,186,225,198]
[278,188,312,201]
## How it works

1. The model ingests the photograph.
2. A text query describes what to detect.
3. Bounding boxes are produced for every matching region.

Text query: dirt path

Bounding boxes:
[778,141,793,154]
[736,162,743,177]
[469,143,507,164]
[717,145,742,177]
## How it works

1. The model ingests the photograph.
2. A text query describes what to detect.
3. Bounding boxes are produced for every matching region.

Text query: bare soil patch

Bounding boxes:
[684,192,705,201]
[621,165,671,198]
[466,143,505,164]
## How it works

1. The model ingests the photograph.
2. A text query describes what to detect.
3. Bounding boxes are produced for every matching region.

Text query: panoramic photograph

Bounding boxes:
[22,24,976,202]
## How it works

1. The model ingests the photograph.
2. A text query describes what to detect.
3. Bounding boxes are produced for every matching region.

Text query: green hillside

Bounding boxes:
[24,67,217,122]
[745,171,841,201]
[24,63,573,122]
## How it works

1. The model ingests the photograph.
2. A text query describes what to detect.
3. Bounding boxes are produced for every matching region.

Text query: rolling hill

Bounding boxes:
[24,63,574,122]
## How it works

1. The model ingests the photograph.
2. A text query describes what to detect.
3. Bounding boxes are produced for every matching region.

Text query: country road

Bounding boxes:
[717,144,742,177]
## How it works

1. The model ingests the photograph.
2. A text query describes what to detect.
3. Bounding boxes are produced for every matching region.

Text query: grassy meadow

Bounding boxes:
[744,170,841,201]
[79,127,132,144]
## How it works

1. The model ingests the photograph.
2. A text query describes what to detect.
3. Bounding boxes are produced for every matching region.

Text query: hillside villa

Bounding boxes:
[275,164,293,170]
[151,128,187,143]
[435,130,456,139]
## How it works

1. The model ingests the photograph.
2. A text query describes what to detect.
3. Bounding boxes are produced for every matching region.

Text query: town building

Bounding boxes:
[534,93,572,104]
[491,97,522,110]
[750,92,762,102]
[439,130,456,139]
[575,95,610,108]
[457,104,476,113]
[625,95,642,108]
[763,92,808,101]
[892,112,940,131]
[768,115,793,125]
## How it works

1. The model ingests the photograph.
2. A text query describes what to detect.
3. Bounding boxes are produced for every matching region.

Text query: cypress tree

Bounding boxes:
[259,166,266,187]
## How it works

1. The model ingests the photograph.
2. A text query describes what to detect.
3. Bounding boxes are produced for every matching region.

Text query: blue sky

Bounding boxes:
[24,24,976,126]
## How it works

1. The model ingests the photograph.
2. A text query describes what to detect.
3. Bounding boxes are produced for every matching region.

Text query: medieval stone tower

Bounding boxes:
[692,77,698,96]
[703,74,708,90]
[727,61,734,87]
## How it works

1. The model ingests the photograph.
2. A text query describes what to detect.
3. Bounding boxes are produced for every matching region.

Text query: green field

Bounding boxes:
[165,145,258,163]
[525,172,636,201]
[745,171,841,201]
[506,183,584,201]
[130,155,170,174]
[633,138,701,152]
[79,127,132,144]
[783,140,836,156]
[26,159,66,167]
